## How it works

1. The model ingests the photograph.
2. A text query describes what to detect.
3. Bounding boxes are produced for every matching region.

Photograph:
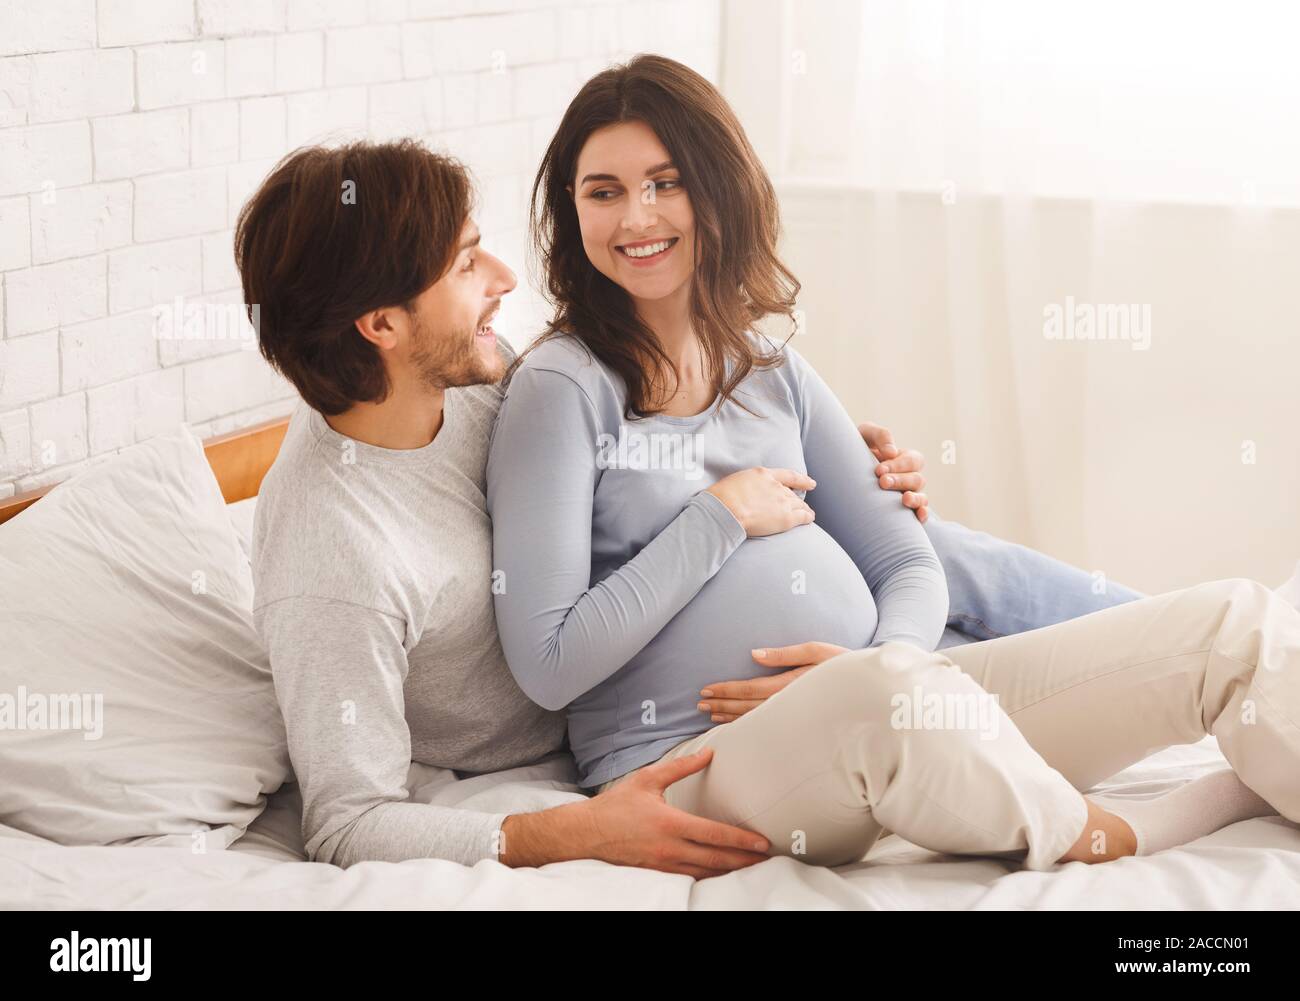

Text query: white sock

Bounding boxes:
[1090,768,1276,856]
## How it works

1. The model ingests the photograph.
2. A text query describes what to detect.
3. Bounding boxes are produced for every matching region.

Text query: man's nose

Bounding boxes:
[494,258,517,296]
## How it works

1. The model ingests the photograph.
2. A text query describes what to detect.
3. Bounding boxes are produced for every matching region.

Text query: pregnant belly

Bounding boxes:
[601,523,879,738]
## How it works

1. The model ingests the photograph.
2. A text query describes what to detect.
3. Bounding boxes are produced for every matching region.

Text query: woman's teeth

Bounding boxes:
[619,238,677,259]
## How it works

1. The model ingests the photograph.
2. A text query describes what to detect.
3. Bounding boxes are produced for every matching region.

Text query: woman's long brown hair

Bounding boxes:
[524,54,801,419]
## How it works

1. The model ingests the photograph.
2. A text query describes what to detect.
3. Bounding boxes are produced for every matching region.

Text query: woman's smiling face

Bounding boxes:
[570,120,696,303]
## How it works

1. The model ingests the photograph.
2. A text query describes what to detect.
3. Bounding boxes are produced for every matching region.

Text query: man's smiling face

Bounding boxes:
[405,217,517,390]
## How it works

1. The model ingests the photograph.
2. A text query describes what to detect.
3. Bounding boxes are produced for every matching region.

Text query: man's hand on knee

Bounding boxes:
[499,748,770,879]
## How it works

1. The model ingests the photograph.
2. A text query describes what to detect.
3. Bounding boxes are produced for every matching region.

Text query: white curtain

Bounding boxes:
[793,0,1300,205]
[724,0,1300,592]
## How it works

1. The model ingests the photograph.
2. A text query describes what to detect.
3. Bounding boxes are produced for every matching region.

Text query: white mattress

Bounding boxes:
[3,737,1298,909]
[6,497,1290,909]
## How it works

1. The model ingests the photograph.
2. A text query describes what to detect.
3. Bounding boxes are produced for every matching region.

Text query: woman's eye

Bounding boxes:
[656,179,681,192]
[590,189,618,201]
[462,256,475,272]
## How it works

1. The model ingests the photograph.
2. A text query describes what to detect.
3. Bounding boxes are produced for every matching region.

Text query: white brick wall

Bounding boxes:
[0,0,721,494]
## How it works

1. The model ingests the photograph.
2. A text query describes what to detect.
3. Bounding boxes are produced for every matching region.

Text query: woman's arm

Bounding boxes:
[486,363,749,711]
[787,348,949,650]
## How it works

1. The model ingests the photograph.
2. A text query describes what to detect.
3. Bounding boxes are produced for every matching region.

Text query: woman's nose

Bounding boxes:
[622,198,658,232]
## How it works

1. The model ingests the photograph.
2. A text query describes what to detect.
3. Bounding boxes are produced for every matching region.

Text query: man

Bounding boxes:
[237,140,1141,876]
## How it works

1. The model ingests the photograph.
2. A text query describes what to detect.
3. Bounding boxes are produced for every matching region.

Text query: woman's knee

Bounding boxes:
[1186,577,1276,620]
[800,641,960,718]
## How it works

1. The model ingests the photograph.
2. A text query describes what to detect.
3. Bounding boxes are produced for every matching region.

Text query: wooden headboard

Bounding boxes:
[0,416,292,526]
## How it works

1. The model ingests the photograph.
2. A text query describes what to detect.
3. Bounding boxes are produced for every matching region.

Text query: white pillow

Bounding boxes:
[0,427,290,849]
[226,495,258,565]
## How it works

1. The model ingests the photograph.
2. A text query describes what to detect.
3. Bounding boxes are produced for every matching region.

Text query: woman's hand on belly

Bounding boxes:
[696,641,851,722]
[705,466,817,537]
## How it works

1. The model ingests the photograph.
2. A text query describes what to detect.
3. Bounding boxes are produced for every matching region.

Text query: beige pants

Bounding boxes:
[598,579,1300,869]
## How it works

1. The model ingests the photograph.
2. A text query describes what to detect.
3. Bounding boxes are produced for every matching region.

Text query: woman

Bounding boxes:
[486,55,1296,871]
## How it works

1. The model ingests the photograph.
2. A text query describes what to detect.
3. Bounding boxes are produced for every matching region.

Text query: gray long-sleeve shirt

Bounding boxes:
[486,334,948,788]
[251,340,566,869]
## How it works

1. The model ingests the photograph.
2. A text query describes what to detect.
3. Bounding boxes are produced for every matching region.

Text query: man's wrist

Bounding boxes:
[498,801,591,868]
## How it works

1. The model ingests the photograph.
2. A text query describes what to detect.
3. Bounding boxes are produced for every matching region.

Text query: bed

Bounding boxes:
[1,421,1297,910]
[6,725,1299,909]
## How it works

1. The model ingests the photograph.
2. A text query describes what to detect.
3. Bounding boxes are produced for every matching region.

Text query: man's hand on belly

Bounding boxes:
[697,641,851,722]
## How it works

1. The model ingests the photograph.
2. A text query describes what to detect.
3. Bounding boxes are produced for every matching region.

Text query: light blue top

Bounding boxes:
[486,333,948,787]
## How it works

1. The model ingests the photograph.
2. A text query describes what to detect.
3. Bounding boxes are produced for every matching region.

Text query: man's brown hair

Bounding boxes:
[234,140,473,415]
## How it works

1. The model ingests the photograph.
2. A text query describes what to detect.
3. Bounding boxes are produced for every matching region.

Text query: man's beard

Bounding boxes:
[409,312,502,391]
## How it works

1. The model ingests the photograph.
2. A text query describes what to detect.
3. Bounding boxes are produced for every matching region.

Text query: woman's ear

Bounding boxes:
[566,184,574,201]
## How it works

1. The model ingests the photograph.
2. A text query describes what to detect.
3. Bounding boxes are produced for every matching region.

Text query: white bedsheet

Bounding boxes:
[8,497,1289,909]
[3,736,1297,909]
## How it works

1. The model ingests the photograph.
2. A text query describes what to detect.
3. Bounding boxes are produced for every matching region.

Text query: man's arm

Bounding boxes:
[499,748,770,878]
[258,596,510,867]
[258,594,769,876]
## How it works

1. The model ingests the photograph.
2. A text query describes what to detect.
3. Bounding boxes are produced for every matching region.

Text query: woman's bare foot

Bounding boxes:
[1057,797,1138,863]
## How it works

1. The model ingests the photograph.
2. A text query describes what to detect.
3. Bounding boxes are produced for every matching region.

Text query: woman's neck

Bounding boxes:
[635,284,697,369]
[634,285,714,415]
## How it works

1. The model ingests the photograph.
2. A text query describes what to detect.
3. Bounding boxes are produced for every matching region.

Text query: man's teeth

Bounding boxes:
[621,239,674,258]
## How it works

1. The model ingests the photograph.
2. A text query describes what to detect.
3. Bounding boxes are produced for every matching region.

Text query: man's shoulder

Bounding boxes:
[251,408,407,614]
[254,407,355,533]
